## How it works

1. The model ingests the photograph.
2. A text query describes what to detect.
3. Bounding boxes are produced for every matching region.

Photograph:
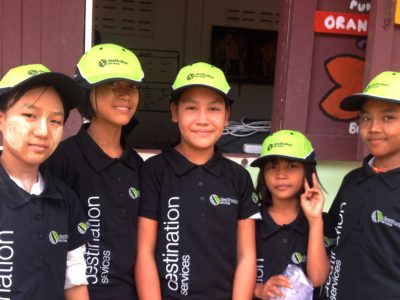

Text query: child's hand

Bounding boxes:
[300,173,325,223]
[257,275,291,299]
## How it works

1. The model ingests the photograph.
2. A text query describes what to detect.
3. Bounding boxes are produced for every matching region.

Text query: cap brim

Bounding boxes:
[250,154,317,168]
[74,68,143,89]
[170,84,234,104]
[341,93,400,111]
[250,156,269,168]
[0,72,83,112]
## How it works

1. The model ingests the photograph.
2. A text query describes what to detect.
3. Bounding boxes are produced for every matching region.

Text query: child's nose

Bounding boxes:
[34,117,48,137]
[115,87,133,100]
[369,118,383,132]
[197,109,209,124]
[276,167,288,178]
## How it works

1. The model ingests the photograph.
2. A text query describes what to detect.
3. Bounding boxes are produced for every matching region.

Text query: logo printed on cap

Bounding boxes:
[364,82,389,93]
[251,130,316,167]
[98,59,108,67]
[194,72,214,80]
[98,58,128,68]
[172,62,231,96]
[27,69,45,76]
[267,142,293,151]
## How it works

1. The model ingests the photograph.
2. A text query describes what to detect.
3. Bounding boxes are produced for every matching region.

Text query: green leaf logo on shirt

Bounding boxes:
[251,192,259,204]
[291,252,306,264]
[48,231,68,245]
[324,236,335,248]
[49,231,60,245]
[78,222,88,234]
[209,194,221,206]
[129,187,140,200]
[371,210,384,223]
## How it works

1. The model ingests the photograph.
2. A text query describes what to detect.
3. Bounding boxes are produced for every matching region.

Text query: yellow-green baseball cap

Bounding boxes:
[171,62,232,103]
[0,64,83,115]
[75,43,144,89]
[251,130,316,167]
[341,71,400,111]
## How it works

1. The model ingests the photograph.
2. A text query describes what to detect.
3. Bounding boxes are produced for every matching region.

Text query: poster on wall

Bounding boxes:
[211,26,277,84]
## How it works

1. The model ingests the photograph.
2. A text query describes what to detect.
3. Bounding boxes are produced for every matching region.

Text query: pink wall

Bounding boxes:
[273,0,371,160]
[0,0,86,138]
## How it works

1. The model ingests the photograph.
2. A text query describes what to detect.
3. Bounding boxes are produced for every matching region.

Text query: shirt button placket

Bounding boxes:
[198,168,207,223]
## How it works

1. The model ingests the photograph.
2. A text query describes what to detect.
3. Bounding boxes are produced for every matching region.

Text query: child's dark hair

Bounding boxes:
[255,157,325,207]
[0,83,68,120]
[77,88,94,120]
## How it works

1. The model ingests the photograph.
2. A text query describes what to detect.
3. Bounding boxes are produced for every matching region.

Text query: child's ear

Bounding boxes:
[224,106,231,126]
[0,112,5,132]
[170,102,178,123]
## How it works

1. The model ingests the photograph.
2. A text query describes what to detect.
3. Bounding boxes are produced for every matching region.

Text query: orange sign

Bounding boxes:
[396,0,400,25]
[315,11,369,36]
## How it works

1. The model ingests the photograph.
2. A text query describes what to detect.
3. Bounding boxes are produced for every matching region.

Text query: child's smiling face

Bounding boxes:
[359,99,400,169]
[0,86,64,167]
[171,86,230,158]
[90,80,139,126]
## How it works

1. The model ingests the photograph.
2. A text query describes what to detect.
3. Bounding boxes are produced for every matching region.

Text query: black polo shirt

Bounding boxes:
[0,164,87,300]
[139,146,260,300]
[255,206,327,300]
[255,206,309,285]
[324,155,400,300]
[45,125,142,300]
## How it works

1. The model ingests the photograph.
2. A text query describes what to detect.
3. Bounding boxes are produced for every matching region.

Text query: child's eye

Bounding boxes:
[185,106,197,111]
[265,164,277,170]
[50,119,64,126]
[358,115,371,123]
[209,106,221,112]
[383,115,395,121]
[22,113,36,120]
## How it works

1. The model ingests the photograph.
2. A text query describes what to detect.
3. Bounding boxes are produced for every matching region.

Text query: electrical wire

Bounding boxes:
[223,118,271,137]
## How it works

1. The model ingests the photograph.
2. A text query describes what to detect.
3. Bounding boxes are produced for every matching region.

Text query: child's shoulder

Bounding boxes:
[338,162,376,193]
[54,134,80,155]
[45,173,81,204]
[343,166,363,181]
[141,151,168,174]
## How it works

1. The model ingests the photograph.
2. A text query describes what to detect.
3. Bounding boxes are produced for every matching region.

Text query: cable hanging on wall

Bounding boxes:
[223,117,271,137]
